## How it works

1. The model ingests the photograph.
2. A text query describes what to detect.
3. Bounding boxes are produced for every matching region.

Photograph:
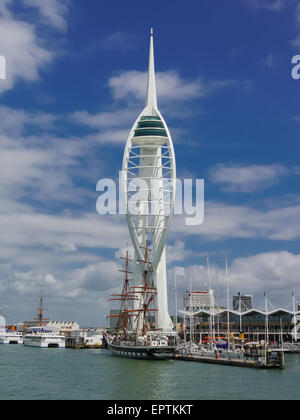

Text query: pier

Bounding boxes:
[173,350,285,370]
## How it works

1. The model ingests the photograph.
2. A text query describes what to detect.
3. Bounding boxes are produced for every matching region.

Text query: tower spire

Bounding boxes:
[145,28,158,114]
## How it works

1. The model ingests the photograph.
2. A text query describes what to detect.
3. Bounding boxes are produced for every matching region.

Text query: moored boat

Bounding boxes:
[23,329,65,348]
[0,331,23,344]
[106,244,177,360]
[106,332,176,360]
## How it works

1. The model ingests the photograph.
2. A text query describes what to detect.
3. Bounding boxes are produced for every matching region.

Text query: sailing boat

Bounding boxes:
[106,244,177,360]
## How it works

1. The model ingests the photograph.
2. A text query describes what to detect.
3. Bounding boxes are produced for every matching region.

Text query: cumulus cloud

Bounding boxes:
[69,70,251,146]
[170,200,300,241]
[0,18,53,93]
[108,70,241,104]
[166,241,193,264]
[209,163,290,193]
[22,0,70,31]
[0,0,69,94]
[0,106,57,136]
[171,251,300,312]
[71,108,139,130]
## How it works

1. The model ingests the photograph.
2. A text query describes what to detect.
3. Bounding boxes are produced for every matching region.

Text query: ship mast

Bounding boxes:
[34,290,49,327]
[39,291,43,327]
[108,250,137,335]
[132,240,158,335]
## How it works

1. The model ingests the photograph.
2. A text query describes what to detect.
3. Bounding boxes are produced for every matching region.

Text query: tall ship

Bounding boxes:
[106,29,177,359]
[106,245,176,359]
[23,292,66,349]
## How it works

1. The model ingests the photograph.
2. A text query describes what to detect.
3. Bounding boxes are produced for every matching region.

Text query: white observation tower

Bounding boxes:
[122,29,176,333]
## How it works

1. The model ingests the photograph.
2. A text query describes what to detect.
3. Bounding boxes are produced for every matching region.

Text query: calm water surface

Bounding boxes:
[0,346,299,400]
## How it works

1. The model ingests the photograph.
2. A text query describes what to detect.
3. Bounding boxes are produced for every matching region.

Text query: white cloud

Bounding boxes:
[228,251,300,306]
[170,200,300,241]
[0,0,12,17]
[71,108,139,130]
[21,0,70,31]
[174,251,300,310]
[209,163,290,193]
[0,0,70,94]
[166,241,193,264]
[0,17,53,93]
[0,106,56,136]
[108,70,241,104]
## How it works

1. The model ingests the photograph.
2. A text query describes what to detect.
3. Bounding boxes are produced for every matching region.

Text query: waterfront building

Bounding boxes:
[67,328,104,348]
[179,307,300,343]
[184,290,215,312]
[45,321,80,335]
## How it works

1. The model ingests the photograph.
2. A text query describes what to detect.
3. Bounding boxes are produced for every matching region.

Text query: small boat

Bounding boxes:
[0,312,23,344]
[23,329,65,348]
[0,330,23,344]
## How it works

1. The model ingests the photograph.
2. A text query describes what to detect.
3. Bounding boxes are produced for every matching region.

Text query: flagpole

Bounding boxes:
[207,256,213,350]
[189,270,193,343]
[174,269,178,328]
[225,258,230,351]
[292,292,297,343]
[264,290,269,365]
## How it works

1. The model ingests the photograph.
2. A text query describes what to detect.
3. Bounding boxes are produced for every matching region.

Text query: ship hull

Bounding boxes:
[0,335,23,345]
[107,342,175,360]
[23,335,66,348]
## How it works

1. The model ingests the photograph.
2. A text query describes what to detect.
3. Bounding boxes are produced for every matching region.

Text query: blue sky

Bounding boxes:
[0,0,300,325]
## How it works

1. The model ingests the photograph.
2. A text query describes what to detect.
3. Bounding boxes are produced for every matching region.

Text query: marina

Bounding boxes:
[173,354,284,369]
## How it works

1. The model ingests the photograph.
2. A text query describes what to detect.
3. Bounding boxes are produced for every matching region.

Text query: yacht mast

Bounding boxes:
[225,258,230,349]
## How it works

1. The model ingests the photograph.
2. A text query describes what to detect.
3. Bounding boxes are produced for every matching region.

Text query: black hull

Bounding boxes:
[107,342,175,360]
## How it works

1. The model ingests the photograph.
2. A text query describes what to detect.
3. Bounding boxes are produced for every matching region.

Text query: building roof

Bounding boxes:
[179,308,300,318]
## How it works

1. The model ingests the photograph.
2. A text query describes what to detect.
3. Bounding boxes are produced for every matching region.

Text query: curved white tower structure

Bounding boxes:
[122,29,176,333]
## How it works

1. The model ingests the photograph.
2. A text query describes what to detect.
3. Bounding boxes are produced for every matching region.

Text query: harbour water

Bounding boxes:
[1,346,300,400]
